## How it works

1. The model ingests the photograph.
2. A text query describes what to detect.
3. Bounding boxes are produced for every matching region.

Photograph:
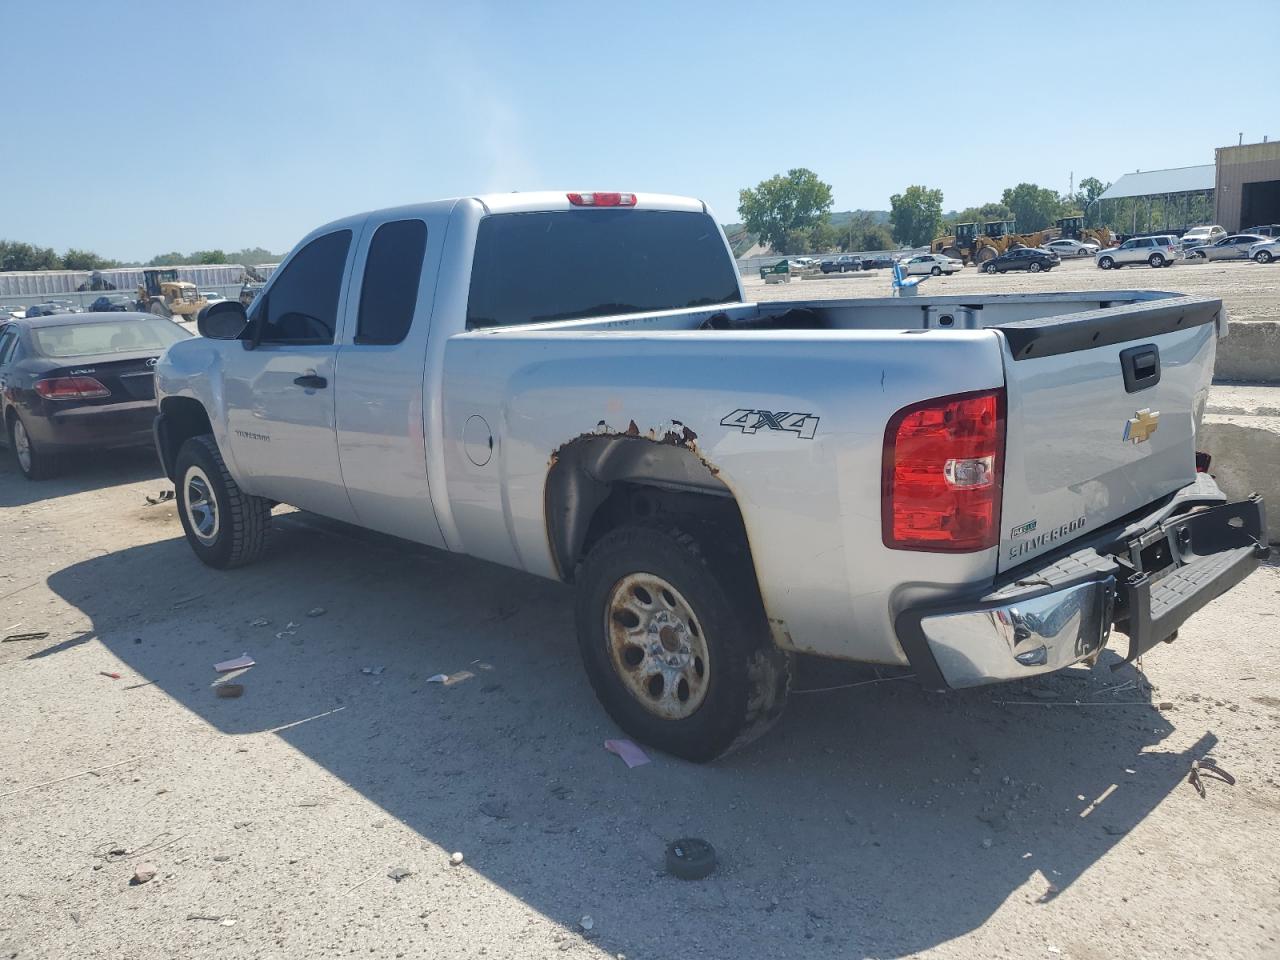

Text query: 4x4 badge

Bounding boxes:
[720,409,819,439]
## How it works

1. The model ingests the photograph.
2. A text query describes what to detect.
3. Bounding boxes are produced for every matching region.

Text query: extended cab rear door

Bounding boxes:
[332,213,448,548]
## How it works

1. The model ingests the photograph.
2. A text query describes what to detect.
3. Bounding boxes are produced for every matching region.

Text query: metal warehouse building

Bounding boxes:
[1215,140,1280,232]
[1095,164,1216,234]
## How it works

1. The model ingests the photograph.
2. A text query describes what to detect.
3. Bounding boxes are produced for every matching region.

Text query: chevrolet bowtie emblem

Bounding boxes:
[1123,408,1160,444]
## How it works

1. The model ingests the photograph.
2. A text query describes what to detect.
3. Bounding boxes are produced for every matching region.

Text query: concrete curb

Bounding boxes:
[1217,321,1280,383]
[1201,385,1280,543]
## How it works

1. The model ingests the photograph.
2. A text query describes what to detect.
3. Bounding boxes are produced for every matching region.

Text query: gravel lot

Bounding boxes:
[2,255,1279,959]
[748,254,1280,323]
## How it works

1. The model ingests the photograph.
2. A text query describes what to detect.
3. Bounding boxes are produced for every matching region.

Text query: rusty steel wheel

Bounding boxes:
[606,572,711,720]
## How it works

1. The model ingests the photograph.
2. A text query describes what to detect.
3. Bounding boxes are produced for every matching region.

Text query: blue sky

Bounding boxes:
[4,0,1277,261]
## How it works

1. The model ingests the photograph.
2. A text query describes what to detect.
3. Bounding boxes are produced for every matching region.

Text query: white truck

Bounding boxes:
[154,191,1268,762]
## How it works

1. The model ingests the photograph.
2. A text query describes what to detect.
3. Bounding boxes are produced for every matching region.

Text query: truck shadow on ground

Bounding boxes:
[0,447,163,508]
[46,511,1212,958]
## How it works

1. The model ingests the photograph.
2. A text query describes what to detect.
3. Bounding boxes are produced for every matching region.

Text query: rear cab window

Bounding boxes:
[356,219,428,345]
[466,209,740,330]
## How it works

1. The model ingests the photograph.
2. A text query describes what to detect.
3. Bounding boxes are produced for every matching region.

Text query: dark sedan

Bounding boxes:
[0,312,191,479]
[88,294,137,312]
[982,247,1059,274]
[820,255,862,273]
[860,255,897,270]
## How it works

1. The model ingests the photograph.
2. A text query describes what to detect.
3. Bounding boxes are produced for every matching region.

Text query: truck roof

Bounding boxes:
[302,192,711,245]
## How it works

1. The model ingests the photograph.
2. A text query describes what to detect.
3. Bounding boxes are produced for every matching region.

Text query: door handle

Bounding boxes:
[293,375,328,389]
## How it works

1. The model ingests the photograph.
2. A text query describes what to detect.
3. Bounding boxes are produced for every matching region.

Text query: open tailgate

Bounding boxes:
[993,294,1225,573]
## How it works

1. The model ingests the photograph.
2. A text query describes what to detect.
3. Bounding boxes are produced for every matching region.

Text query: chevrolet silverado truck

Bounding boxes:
[153,191,1268,762]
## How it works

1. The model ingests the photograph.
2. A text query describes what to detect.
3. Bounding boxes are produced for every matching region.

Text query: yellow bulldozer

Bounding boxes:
[931,220,1016,265]
[136,268,207,322]
[1056,215,1114,250]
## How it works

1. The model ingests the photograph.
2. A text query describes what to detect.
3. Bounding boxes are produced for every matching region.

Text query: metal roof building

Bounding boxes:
[1093,164,1216,237]
[1096,165,1216,201]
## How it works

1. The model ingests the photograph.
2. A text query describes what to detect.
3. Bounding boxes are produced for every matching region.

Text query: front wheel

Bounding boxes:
[574,524,791,762]
[1098,256,1114,270]
[174,435,271,568]
[1029,261,1043,273]
[930,266,941,276]
[1257,251,1274,264]
[1149,254,1166,268]
[983,262,997,274]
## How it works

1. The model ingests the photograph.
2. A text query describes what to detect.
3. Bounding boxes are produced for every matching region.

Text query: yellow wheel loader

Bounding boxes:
[136,269,207,322]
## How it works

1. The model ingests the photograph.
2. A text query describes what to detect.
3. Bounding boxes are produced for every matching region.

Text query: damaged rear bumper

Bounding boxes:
[896,487,1268,690]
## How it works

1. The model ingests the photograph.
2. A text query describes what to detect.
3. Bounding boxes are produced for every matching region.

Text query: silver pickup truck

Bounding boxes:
[154,191,1268,761]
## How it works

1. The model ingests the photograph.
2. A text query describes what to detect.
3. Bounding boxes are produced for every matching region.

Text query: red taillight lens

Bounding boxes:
[34,376,111,400]
[566,192,636,207]
[882,388,1005,552]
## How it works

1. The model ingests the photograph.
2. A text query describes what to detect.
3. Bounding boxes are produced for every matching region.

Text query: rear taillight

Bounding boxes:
[882,389,1006,552]
[1196,451,1212,473]
[566,192,636,207]
[34,376,110,400]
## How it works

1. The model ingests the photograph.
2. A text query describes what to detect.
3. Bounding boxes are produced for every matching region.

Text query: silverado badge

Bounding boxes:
[1123,408,1160,444]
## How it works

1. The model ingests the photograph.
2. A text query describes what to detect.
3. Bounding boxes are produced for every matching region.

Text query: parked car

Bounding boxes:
[1179,224,1227,249]
[150,190,1264,762]
[25,301,82,317]
[1186,234,1269,261]
[88,294,136,312]
[859,255,897,270]
[1249,238,1280,263]
[200,290,227,304]
[983,248,1060,273]
[1095,236,1181,269]
[1242,224,1280,238]
[788,257,819,271]
[820,255,862,273]
[0,312,192,479]
[901,253,962,276]
[1041,238,1098,258]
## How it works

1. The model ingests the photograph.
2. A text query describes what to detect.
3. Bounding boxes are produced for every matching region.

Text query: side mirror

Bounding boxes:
[197,299,248,340]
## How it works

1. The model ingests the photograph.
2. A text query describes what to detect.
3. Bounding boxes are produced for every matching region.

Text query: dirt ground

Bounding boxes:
[3,257,1280,959]
[747,254,1280,323]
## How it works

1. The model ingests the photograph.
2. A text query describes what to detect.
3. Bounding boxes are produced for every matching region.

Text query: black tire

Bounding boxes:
[930,266,941,276]
[1149,253,1165,268]
[1257,251,1274,264]
[983,262,997,274]
[1029,261,1042,273]
[1098,256,1113,270]
[8,413,57,480]
[174,434,270,568]
[574,524,791,762]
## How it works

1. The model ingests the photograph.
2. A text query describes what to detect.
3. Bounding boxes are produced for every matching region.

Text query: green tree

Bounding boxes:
[1000,183,1065,232]
[192,249,228,264]
[227,246,281,264]
[738,168,835,254]
[948,202,1014,229]
[0,241,62,271]
[147,251,186,266]
[889,185,944,247]
[836,211,895,251]
[61,248,119,270]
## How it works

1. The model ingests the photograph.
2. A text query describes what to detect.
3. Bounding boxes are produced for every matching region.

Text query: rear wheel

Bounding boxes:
[1149,253,1166,268]
[1098,256,1114,270]
[174,435,271,568]
[8,414,56,480]
[930,266,942,276]
[574,524,791,762]
[1257,250,1274,264]
[148,300,170,318]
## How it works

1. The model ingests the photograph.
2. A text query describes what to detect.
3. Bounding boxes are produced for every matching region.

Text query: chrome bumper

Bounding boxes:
[896,492,1268,690]
[913,578,1116,689]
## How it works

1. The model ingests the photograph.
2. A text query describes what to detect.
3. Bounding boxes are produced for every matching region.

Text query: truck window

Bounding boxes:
[253,229,352,345]
[466,210,741,330]
[356,219,428,345]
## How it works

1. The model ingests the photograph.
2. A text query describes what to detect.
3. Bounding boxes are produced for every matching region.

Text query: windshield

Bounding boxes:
[31,317,189,358]
[467,210,741,329]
